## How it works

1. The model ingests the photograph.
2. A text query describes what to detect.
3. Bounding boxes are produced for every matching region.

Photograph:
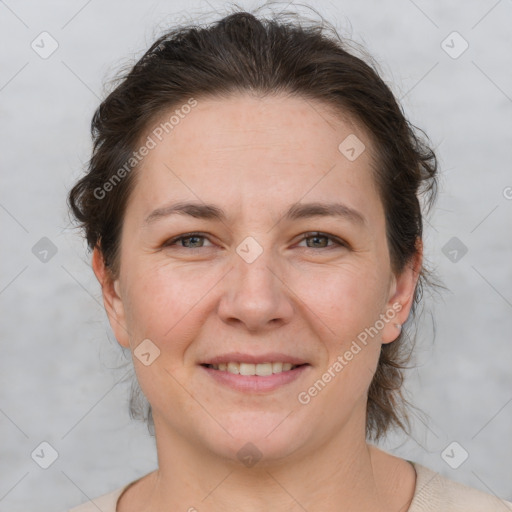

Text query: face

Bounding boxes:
[94,93,420,463]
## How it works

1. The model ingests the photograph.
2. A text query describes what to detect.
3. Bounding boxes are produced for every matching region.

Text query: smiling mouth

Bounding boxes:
[201,362,308,376]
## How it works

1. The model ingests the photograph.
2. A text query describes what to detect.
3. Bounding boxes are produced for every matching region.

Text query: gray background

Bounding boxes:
[1,1,511,511]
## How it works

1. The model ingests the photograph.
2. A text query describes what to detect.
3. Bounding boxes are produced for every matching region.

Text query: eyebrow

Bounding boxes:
[143,200,367,226]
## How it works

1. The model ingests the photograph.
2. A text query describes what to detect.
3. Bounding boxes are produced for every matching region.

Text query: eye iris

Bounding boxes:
[182,235,203,248]
[307,234,329,248]
[169,233,339,250]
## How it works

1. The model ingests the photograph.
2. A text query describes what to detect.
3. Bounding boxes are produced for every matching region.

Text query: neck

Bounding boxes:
[137,414,406,512]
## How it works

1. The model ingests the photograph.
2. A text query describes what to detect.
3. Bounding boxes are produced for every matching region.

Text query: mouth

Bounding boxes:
[199,359,311,392]
[201,362,308,376]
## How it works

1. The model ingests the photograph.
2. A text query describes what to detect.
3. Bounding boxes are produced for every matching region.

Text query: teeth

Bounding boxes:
[207,362,300,375]
[239,363,255,375]
[256,363,273,376]
[227,362,239,374]
[272,362,283,373]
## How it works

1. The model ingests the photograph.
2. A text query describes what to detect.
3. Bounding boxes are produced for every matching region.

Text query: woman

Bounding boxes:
[66,7,512,512]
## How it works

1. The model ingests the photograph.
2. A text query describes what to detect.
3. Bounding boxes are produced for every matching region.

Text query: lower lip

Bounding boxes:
[200,364,310,392]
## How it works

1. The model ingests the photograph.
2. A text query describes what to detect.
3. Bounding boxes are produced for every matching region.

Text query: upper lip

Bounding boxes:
[201,352,309,365]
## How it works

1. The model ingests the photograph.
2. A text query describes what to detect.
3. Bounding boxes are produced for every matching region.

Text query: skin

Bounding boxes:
[92,93,422,511]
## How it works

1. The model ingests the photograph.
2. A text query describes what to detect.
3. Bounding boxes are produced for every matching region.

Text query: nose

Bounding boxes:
[217,243,294,333]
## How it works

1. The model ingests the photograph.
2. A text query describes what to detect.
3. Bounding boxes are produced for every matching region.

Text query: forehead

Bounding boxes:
[128,93,382,224]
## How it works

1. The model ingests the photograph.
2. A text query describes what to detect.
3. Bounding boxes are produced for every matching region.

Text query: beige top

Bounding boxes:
[67,461,512,511]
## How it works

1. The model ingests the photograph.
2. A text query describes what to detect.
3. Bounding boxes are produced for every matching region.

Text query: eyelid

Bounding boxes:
[162,231,347,250]
[297,231,347,248]
[162,232,214,249]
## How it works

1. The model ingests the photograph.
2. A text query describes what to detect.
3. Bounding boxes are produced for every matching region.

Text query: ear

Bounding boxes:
[381,238,423,344]
[91,246,131,348]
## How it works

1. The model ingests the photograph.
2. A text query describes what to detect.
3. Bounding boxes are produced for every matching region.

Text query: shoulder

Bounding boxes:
[408,461,512,512]
[63,463,512,512]
[66,479,137,512]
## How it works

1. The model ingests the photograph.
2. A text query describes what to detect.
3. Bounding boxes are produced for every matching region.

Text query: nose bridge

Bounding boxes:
[217,235,293,330]
[233,234,280,303]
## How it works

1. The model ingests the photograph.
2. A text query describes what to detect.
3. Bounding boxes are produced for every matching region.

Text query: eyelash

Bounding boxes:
[162,232,347,251]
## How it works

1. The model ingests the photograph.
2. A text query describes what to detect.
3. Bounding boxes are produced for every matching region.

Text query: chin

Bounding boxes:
[202,411,311,466]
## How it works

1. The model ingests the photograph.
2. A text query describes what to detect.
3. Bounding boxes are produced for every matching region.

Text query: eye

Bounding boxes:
[162,231,347,251]
[296,232,347,250]
[163,232,213,249]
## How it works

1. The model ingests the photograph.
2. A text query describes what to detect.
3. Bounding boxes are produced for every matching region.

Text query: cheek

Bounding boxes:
[121,247,389,354]
[300,264,387,394]
[299,263,387,339]
[121,260,219,345]
[300,270,384,401]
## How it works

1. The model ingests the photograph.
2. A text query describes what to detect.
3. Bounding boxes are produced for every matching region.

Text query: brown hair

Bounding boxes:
[68,5,441,442]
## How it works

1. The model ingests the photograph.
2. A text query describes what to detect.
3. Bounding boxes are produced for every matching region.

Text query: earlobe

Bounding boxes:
[91,246,131,348]
[113,280,121,297]
[382,240,423,344]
